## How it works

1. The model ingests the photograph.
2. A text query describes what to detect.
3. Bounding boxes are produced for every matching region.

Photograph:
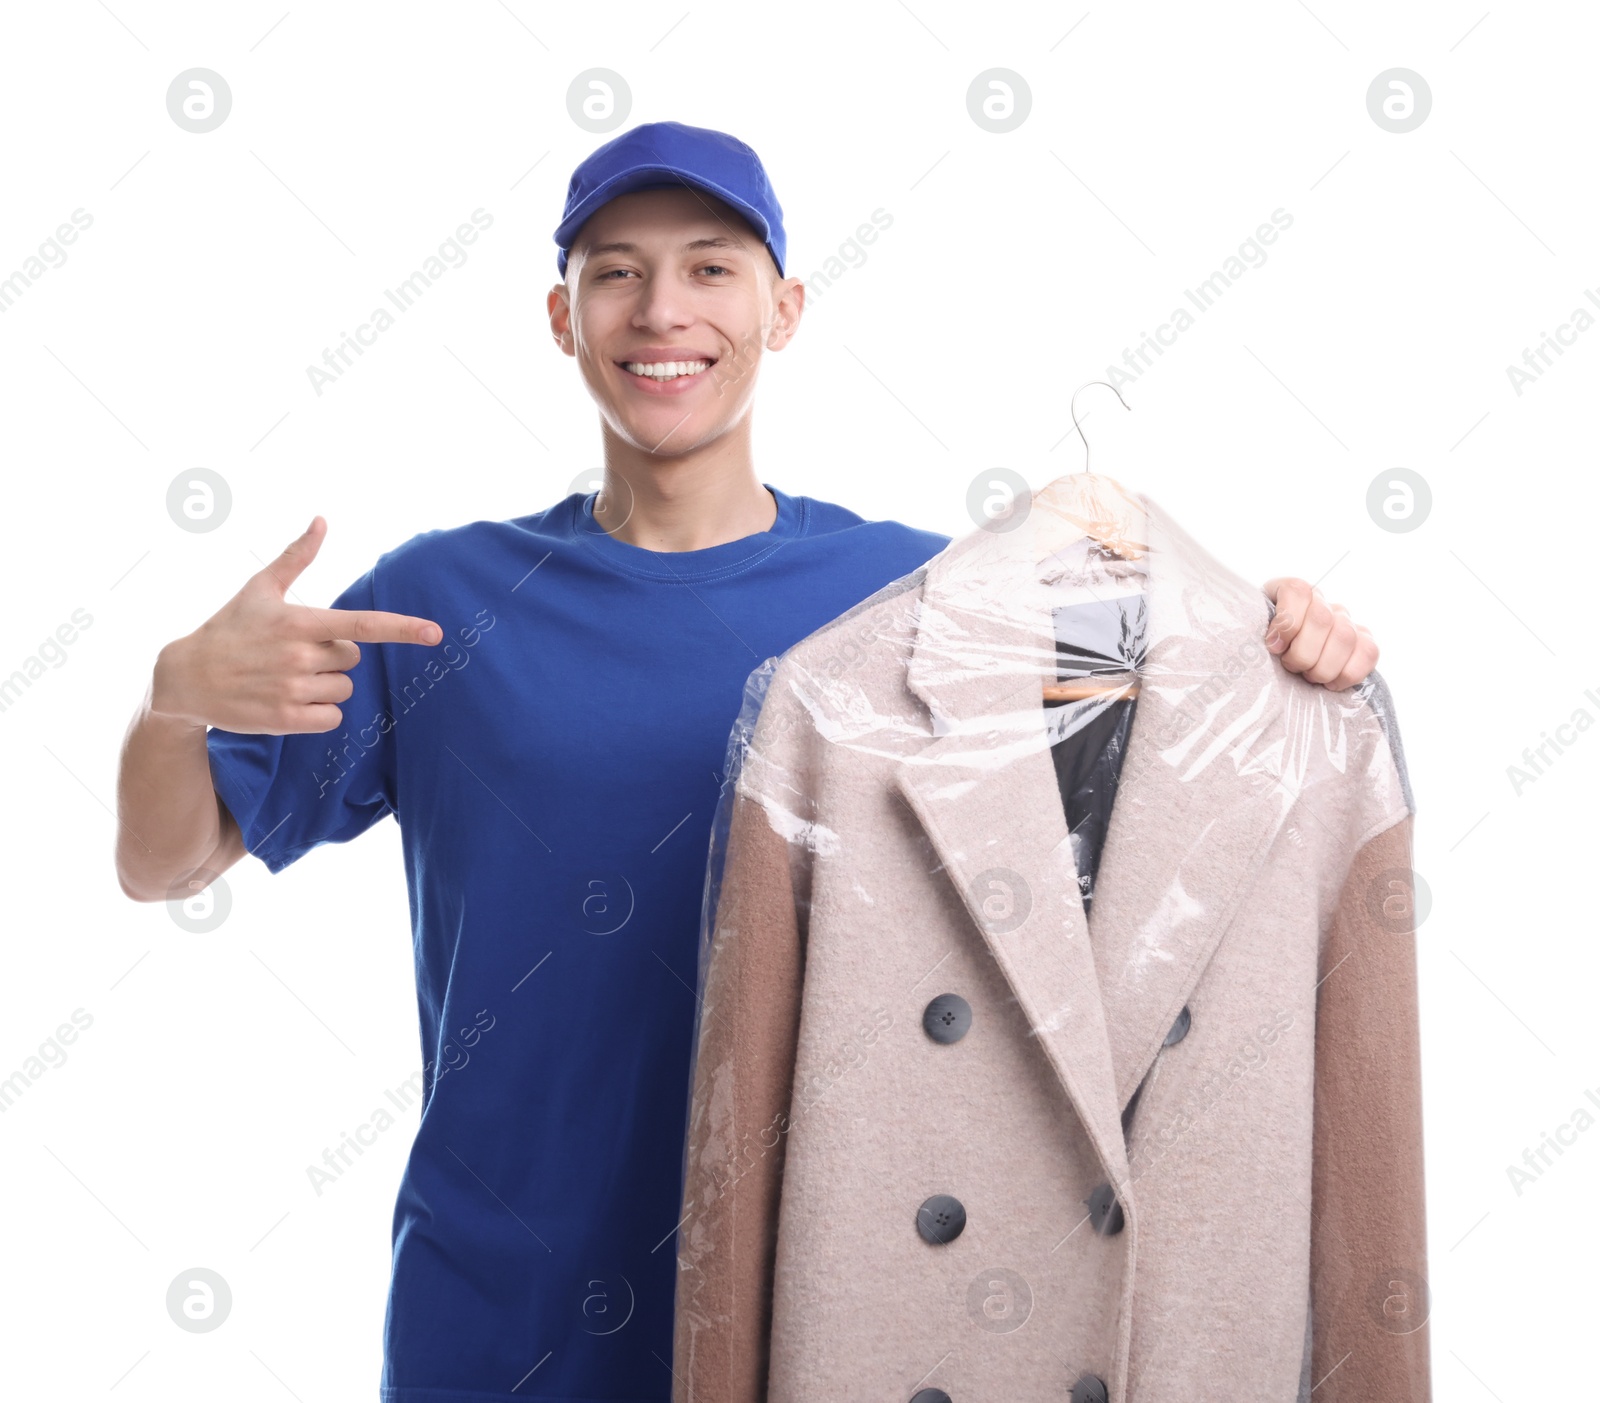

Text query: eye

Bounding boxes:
[596,268,637,281]
[698,264,732,277]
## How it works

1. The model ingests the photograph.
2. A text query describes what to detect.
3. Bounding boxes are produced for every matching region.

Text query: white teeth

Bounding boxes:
[624,359,711,380]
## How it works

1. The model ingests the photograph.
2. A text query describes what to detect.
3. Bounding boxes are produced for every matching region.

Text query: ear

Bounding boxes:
[547,283,576,357]
[765,276,806,352]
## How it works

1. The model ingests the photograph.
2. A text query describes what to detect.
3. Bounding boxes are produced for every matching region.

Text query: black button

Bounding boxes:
[1085,1182,1124,1236]
[1070,1373,1108,1403]
[1163,1005,1191,1046]
[922,993,972,1044]
[1120,1077,1146,1135]
[911,1392,952,1403]
[916,1194,967,1245]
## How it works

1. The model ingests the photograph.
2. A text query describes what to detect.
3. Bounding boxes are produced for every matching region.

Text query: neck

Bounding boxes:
[590,416,776,551]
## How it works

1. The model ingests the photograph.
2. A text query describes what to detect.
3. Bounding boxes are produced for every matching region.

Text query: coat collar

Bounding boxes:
[889,486,1293,1191]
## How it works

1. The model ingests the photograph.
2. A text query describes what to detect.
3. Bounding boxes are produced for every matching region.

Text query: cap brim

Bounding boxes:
[556,164,777,275]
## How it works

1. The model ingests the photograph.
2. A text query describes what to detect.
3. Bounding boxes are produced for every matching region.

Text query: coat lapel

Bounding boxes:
[1085,498,1292,1108]
[889,510,1130,1186]
[889,489,1294,1177]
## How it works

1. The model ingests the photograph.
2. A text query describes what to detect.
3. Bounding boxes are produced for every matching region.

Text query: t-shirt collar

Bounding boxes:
[570,483,802,581]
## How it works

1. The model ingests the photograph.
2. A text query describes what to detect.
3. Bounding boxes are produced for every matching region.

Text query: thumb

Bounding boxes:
[257,515,327,599]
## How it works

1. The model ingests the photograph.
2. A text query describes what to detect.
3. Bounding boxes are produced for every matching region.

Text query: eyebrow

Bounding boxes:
[582,235,749,258]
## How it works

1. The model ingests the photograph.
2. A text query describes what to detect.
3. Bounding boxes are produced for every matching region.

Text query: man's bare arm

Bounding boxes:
[114,517,441,903]
[115,682,247,903]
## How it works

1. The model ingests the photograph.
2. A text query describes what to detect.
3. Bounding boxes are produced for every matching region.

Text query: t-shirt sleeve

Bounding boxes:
[206,566,398,874]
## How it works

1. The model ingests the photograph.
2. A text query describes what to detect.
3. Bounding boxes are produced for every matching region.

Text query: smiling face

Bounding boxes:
[549,186,803,459]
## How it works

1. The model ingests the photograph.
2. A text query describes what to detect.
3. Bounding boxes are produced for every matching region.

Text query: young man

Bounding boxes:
[115,121,1379,1402]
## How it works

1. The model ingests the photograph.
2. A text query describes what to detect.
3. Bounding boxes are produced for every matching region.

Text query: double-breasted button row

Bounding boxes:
[917,999,1180,1239]
[917,1000,972,1248]
[930,992,1160,1049]
[907,995,1125,1402]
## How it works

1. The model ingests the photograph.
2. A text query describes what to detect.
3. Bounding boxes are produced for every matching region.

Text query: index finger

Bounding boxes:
[295,605,443,646]
[1262,577,1312,644]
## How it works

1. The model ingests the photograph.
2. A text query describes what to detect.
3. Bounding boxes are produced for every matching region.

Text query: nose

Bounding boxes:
[631,271,695,334]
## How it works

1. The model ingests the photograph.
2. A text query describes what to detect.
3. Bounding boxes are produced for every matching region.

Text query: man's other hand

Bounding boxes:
[1262,577,1378,691]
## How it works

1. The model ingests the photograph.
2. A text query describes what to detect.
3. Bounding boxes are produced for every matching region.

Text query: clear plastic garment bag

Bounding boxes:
[672,462,1429,1403]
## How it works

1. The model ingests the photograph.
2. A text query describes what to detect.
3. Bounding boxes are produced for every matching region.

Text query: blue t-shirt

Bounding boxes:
[206,485,949,1402]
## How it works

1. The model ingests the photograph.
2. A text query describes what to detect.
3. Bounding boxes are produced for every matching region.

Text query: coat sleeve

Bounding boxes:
[672,783,805,1403]
[1310,811,1433,1400]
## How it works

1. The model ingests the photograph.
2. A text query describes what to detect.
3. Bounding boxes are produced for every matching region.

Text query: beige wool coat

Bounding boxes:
[671,492,1431,1403]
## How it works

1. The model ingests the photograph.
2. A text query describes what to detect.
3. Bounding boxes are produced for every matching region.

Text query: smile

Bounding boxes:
[619,359,714,382]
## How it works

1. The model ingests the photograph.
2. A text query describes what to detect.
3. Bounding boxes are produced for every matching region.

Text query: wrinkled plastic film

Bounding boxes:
[673,483,1427,1403]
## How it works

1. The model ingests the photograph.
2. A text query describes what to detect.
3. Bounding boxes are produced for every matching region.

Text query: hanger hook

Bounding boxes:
[1069,381,1132,474]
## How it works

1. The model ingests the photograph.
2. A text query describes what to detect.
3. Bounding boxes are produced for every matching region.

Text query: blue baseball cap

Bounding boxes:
[553,120,786,279]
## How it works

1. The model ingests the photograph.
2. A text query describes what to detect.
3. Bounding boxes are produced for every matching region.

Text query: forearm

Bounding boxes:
[114,654,228,902]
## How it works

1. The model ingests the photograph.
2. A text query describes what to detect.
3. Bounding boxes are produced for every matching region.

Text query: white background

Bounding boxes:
[1,1,1594,1398]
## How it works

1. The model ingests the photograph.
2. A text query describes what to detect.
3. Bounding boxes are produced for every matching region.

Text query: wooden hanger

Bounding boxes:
[1039,381,1146,704]
[1044,678,1139,702]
